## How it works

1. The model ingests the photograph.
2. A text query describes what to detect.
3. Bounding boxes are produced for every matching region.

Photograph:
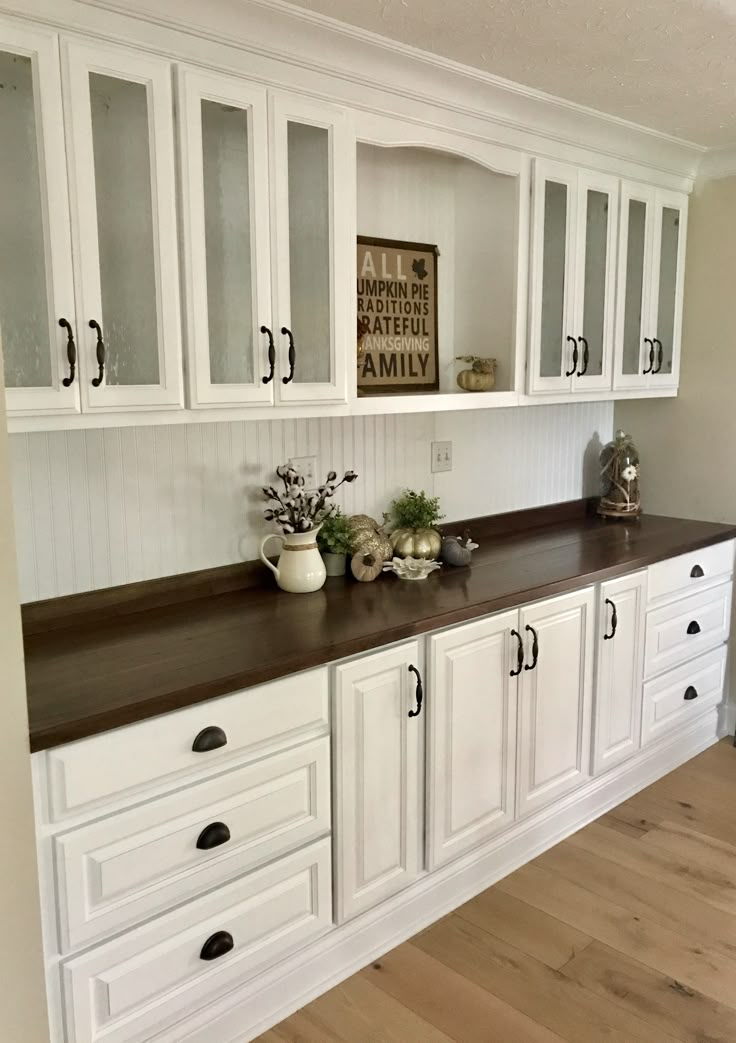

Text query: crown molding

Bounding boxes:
[697,145,736,182]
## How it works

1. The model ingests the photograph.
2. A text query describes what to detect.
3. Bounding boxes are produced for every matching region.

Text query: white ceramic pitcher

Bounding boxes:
[259,526,327,593]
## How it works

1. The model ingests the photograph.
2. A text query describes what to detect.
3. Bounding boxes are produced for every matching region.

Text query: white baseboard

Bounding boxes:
[160,710,720,1043]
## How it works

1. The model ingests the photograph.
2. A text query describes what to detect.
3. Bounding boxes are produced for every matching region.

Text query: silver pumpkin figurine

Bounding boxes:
[441,531,479,567]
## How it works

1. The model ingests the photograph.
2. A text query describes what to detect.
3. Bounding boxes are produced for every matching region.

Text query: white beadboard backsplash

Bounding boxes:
[9,402,612,602]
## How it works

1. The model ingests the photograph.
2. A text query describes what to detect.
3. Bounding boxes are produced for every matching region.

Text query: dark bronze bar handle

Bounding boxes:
[281,326,295,384]
[192,726,228,753]
[653,337,664,374]
[510,629,524,677]
[684,686,698,701]
[603,598,618,640]
[577,336,590,377]
[642,337,654,375]
[59,318,76,387]
[564,335,578,378]
[524,625,539,671]
[687,621,701,635]
[196,822,231,850]
[690,564,705,578]
[408,664,423,718]
[260,325,275,384]
[199,930,234,961]
[89,319,105,387]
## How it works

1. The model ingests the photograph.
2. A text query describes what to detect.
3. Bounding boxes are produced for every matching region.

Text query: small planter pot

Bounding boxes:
[322,551,347,577]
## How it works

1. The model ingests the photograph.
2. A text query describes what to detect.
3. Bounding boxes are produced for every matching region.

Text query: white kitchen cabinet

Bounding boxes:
[517,586,595,815]
[593,571,647,775]
[0,21,78,415]
[333,641,424,922]
[61,38,183,411]
[427,612,518,869]
[614,183,687,390]
[528,160,618,394]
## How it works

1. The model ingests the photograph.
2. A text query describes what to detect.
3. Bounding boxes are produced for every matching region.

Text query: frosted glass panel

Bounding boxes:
[202,100,254,385]
[581,189,608,378]
[656,207,680,376]
[540,180,567,379]
[622,199,646,375]
[0,51,51,388]
[287,122,330,384]
[90,73,159,386]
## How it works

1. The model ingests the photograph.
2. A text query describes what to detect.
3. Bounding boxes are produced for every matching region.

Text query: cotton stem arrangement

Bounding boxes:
[263,465,358,534]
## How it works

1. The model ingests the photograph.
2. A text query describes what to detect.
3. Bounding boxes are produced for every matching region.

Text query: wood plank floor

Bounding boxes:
[258,738,736,1043]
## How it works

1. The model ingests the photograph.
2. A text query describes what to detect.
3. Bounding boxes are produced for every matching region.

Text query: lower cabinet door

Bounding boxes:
[62,838,332,1043]
[427,611,518,870]
[593,571,647,774]
[333,641,423,923]
[517,587,595,817]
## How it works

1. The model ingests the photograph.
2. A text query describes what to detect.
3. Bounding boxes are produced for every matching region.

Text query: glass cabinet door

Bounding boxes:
[62,40,182,411]
[271,93,351,404]
[573,173,618,391]
[650,196,687,386]
[614,185,655,389]
[177,68,273,407]
[0,25,78,415]
[528,161,577,393]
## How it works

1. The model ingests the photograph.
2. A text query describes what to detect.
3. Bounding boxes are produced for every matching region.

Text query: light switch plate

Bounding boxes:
[290,455,318,488]
[431,441,452,473]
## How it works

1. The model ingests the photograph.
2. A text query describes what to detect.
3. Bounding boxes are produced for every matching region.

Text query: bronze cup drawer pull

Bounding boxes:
[690,564,705,578]
[199,930,234,961]
[684,686,699,701]
[196,822,231,850]
[192,726,228,753]
[687,620,701,636]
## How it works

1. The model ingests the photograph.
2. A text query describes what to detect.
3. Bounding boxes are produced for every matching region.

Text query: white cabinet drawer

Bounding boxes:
[642,646,727,745]
[55,738,330,952]
[62,838,332,1043]
[648,540,735,605]
[644,581,732,678]
[43,667,329,821]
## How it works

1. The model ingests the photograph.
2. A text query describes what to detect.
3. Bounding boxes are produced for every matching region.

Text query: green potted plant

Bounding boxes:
[317,508,354,576]
[390,489,444,560]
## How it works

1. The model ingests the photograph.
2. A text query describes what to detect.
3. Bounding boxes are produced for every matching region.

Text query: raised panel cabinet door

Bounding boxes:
[61,39,183,411]
[613,182,656,390]
[649,190,688,388]
[528,159,578,394]
[571,171,619,392]
[0,21,78,415]
[593,571,647,775]
[517,586,595,817]
[333,641,423,922]
[427,611,518,870]
[269,91,352,404]
[177,67,275,407]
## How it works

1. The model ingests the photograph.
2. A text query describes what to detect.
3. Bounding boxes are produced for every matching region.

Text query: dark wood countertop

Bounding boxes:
[22,501,736,752]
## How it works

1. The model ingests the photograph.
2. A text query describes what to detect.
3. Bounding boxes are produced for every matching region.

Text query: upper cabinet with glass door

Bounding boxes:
[0,22,78,415]
[61,39,183,412]
[614,183,687,390]
[528,159,618,395]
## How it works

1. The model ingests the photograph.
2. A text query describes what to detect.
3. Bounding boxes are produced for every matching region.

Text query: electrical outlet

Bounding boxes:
[290,455,318,489]
[431,441,452,473]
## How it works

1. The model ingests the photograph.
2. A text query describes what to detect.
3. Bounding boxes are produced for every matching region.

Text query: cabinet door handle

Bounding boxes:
[577,336,589,377]
[642,337,654,374]
[687,620,701,635]
[408,664,423,718]
[199,930,234,961]
[653,337,663,374]
[260,325,275,384]
[196,821,231,850]
[564,336,578,378]
[684,686,698,701]
[281,326,296,384]
[690,564,704,578]
[59,318,77,387]
[89,320,105,387]
[510,629,524,677]
[192,725,228,753]
[603,598,618,640]
[524,625,539,671]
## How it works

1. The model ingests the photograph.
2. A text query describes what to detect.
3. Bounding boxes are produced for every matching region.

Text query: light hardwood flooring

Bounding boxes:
[258,738,736,1043]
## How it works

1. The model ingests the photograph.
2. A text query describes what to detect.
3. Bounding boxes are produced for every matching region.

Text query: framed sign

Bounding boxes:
[357,236,439,394]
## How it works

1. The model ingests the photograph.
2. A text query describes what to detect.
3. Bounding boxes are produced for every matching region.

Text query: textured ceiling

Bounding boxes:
[283,0,736,147]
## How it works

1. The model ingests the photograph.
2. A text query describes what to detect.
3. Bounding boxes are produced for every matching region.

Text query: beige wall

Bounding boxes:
[0,357,49,1040]
[616,175,736,523]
